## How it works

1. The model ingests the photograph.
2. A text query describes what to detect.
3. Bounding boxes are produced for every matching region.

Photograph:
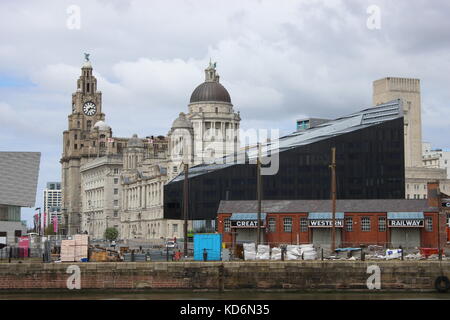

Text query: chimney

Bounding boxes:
[427,181,440,207]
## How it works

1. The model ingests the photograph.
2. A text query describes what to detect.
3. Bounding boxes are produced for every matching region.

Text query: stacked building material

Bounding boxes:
[301,244,317,260]
[286,245,302,260]
[60,240,76,262]
[256,245,270,260]
[270,247,282,260]
[74,234,89,261]
[243,243,256,260]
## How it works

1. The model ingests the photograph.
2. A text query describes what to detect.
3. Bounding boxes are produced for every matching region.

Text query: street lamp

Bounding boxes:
[35,207,41,236]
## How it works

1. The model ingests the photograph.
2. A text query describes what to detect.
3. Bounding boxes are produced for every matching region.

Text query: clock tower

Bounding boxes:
[61,54,106,235]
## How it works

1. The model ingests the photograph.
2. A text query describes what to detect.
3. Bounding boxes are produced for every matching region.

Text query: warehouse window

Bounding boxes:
[345,217,353,232]
[268,218,276,232]
[224,218,231,232]
[300,218,308,232]
[283,217,292,233]
[378,217,386,232]
[425,217,433,232]
[361,217,371,232]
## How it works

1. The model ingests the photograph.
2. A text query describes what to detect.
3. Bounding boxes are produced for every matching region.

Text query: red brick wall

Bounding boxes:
[217,211,441,249]
[266,213,309,245]
[342,213,387,247]
[217,213,232,244]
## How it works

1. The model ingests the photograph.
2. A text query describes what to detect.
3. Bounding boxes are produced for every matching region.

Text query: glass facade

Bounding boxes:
[164,118,405,220]
[0,205,21,222]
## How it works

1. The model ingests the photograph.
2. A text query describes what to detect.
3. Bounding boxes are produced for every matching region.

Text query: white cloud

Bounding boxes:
[1,0,450,225]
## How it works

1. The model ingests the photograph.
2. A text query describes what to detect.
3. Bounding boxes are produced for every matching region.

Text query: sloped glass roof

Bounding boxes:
[169,99,403,184]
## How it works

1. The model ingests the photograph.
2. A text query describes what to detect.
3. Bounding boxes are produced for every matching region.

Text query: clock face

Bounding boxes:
[83,101,97,116]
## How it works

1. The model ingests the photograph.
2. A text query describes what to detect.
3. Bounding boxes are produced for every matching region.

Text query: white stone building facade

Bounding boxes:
[80,155,122,239]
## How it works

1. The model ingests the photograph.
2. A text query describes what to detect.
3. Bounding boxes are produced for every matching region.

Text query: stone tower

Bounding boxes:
[167,113,195,179]
[123,134,145,171]
[373,77,422,168]
[186,61,241,165]
[61,56,106,235]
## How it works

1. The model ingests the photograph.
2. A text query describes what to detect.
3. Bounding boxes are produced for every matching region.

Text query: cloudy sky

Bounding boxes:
[1,0,449,226]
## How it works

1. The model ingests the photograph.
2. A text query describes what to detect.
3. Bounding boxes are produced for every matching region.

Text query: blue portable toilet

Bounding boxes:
[194,233,222,261]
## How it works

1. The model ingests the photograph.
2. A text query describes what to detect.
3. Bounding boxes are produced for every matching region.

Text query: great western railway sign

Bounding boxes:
[388,219,424,227]
[309,220,344,227]
[231,220,266,228]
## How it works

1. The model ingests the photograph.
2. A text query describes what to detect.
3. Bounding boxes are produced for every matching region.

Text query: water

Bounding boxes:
[0,291,449,300]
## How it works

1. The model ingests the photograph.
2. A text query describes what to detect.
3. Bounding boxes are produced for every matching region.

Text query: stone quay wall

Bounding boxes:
[0,261,448,291]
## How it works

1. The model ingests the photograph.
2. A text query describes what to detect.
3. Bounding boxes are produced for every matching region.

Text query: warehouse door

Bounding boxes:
[390,229,420,249]
[235,229,258,244]
[312,229,341,248]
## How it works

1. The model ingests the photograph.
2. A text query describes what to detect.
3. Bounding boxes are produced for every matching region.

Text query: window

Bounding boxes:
[74,144,77,150]
[283,217,292,232]
[345,217,353,232]
[268,218,276,232]
[173,224,178,233]
[114,178,118,184]
[113,210,118,217]
[224,218,231,232]
[173,166,178,173]
[113,200,118,206]
[87,120,92,129]
[361,217,371,232]
[114,188,118,195]
[300,218,308,232]
[425,217,433,232]
[378,217,386,232]
[114,168,119,174]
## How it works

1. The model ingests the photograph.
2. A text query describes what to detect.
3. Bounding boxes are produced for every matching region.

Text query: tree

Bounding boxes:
[104,227,118,241]
[45,224,56,236]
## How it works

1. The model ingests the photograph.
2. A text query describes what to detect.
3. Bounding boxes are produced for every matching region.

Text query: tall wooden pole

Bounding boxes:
[330,147,337,253]
[183,163,189,257]
[257,143,262,246]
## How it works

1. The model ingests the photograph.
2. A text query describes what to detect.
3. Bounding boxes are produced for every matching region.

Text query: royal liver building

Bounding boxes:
[61,56,240,239]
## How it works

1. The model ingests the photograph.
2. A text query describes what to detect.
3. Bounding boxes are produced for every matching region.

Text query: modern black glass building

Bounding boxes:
[164,100,405,222]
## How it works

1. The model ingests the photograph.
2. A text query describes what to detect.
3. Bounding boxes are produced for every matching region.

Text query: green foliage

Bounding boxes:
[45,224,56,235]
[104,227,118,241]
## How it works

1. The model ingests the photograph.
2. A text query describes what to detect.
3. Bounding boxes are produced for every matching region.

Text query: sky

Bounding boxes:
[1,0,449,226]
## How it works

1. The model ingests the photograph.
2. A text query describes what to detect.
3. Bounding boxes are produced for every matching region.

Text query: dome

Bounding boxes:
[82,60,92,68]
[171,112,193,129]
[127,134,144,148]
[190,81,231,104]
[93,121,110,131]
